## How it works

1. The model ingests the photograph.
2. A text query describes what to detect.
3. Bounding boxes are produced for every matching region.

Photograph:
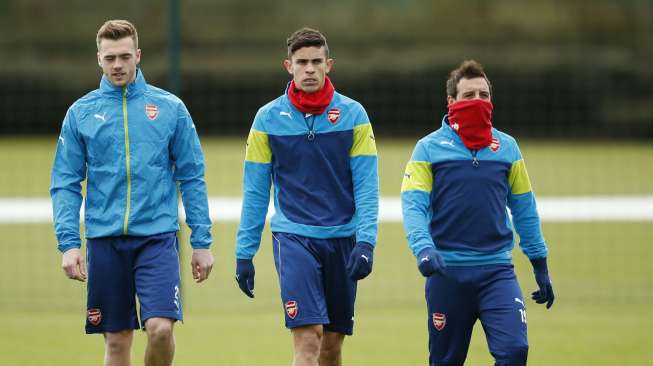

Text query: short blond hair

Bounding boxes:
[96,19,138,50]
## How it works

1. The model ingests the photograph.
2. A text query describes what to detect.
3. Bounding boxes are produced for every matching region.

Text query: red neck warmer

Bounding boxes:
[287,76,335,114]
[447,99,494,150]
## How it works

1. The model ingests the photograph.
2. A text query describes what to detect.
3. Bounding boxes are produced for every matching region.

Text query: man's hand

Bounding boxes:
[62,248,86,282]
[235,259,255,298]
[346,242,374,281]
[191,249,214,283]
[417,247,446,277]
[530,257,555,309]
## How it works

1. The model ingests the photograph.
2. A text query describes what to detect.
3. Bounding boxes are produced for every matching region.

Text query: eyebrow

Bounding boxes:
[104,52,133,58]
[294,58,324,62]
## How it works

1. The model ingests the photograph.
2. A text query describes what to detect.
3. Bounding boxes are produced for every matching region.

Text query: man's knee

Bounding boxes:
[104,330,133,354]
[293,325,323,359]
[495,345,528,366]
[320,332,344,361]
[145,318,174,344]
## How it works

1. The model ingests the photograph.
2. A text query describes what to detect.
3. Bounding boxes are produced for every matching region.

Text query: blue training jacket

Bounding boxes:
[401,116,547,266]
[235,87,379,260]
[50,70,212,253]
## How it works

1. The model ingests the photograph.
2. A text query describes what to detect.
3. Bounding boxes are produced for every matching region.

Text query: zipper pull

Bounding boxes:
[307,130,315,141]
[471,150,480,167]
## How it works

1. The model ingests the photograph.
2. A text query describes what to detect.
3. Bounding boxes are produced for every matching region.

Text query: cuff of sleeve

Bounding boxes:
[530,257,548,273]
[58,243,81,253]
[191,242,212,250]
[411,240,436,259]
[417,246,438,258]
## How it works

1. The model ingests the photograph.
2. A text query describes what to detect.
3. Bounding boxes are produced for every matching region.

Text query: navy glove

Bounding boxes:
[235,258,255,298]
[417,247,447,277]
[530,257,554,309]
[346,242,374,280]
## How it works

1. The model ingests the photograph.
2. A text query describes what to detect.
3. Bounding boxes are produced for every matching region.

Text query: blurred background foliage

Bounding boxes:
[0,0,651,136]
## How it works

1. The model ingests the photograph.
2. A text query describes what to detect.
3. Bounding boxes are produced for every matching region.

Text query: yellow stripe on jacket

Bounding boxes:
[508,159,532,195]
[350,123,377,157]
[245,129,272,163]
[401,161,433,193]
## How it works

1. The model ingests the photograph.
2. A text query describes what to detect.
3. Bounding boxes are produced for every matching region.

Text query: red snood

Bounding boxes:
[287,76,335,115]
[447,99,494,150]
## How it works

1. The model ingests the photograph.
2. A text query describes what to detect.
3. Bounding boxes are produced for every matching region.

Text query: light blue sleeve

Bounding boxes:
[401,141,437,258]
[170,103,212,249]
[509,192,547,259]
[236,110,272,259]
[507,142,548,259]
[50,108,86,253]
[350,107,379,246]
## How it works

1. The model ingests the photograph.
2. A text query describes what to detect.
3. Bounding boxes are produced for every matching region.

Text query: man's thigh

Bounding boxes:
[425,268,478,366]
[86,237,139,334]
[477,265,528,362]
[273,232,329,329]
[133,232,182,327]
[320,236,356,336]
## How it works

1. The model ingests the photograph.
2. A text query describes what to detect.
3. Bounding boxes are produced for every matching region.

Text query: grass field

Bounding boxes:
[0,137,652,365]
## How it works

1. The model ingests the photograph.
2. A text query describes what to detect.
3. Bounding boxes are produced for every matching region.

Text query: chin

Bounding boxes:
[111,79,127,86]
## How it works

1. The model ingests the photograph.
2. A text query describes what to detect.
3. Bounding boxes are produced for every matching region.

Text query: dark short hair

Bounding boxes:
[446,60,492,98]
[286,27,329,58]
[96,19,138,50]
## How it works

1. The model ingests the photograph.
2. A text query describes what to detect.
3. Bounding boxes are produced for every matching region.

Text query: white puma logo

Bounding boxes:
[58,136,65,145]
[279,111,293,119]
[361,255,369,263]
[515,298,525,306]
[94,113,106,122]
[440,139,454,147]
[421,256,430,262]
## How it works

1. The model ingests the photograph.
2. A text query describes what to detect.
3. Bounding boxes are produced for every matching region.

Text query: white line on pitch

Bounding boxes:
[0,195,652,224]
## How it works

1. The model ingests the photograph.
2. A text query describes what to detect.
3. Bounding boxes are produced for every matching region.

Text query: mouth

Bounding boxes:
[112,72,126,78]
[303,78,318,84]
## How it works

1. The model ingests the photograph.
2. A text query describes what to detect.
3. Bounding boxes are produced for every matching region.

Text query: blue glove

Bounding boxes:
[235,258,255,298]
[417,247,446,277]
[530,257,554,309]
[346,242,374,280]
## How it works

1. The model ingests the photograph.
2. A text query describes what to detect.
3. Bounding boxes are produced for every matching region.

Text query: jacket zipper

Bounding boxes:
[471,149,480,167]
[122,87,132,234]
[304,113,315,141]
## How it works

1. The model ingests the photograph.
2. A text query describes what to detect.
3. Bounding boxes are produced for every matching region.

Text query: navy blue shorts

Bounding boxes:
[272,232,357,335]
[426,265,528,366]
[85,231,182,334]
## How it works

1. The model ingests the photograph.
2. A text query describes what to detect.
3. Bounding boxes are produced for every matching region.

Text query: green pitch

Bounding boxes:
[0,137,651,365]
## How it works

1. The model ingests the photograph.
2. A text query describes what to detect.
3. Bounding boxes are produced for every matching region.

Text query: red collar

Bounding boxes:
[287,76,335,114]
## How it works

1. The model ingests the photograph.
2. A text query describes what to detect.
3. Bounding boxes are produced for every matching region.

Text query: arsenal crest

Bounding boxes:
[285,300,298,319]
[490,137,500,152]
[87,308,102,326]
[432,312,446,331]
[327,108,340,124]
[145,104,159,120]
